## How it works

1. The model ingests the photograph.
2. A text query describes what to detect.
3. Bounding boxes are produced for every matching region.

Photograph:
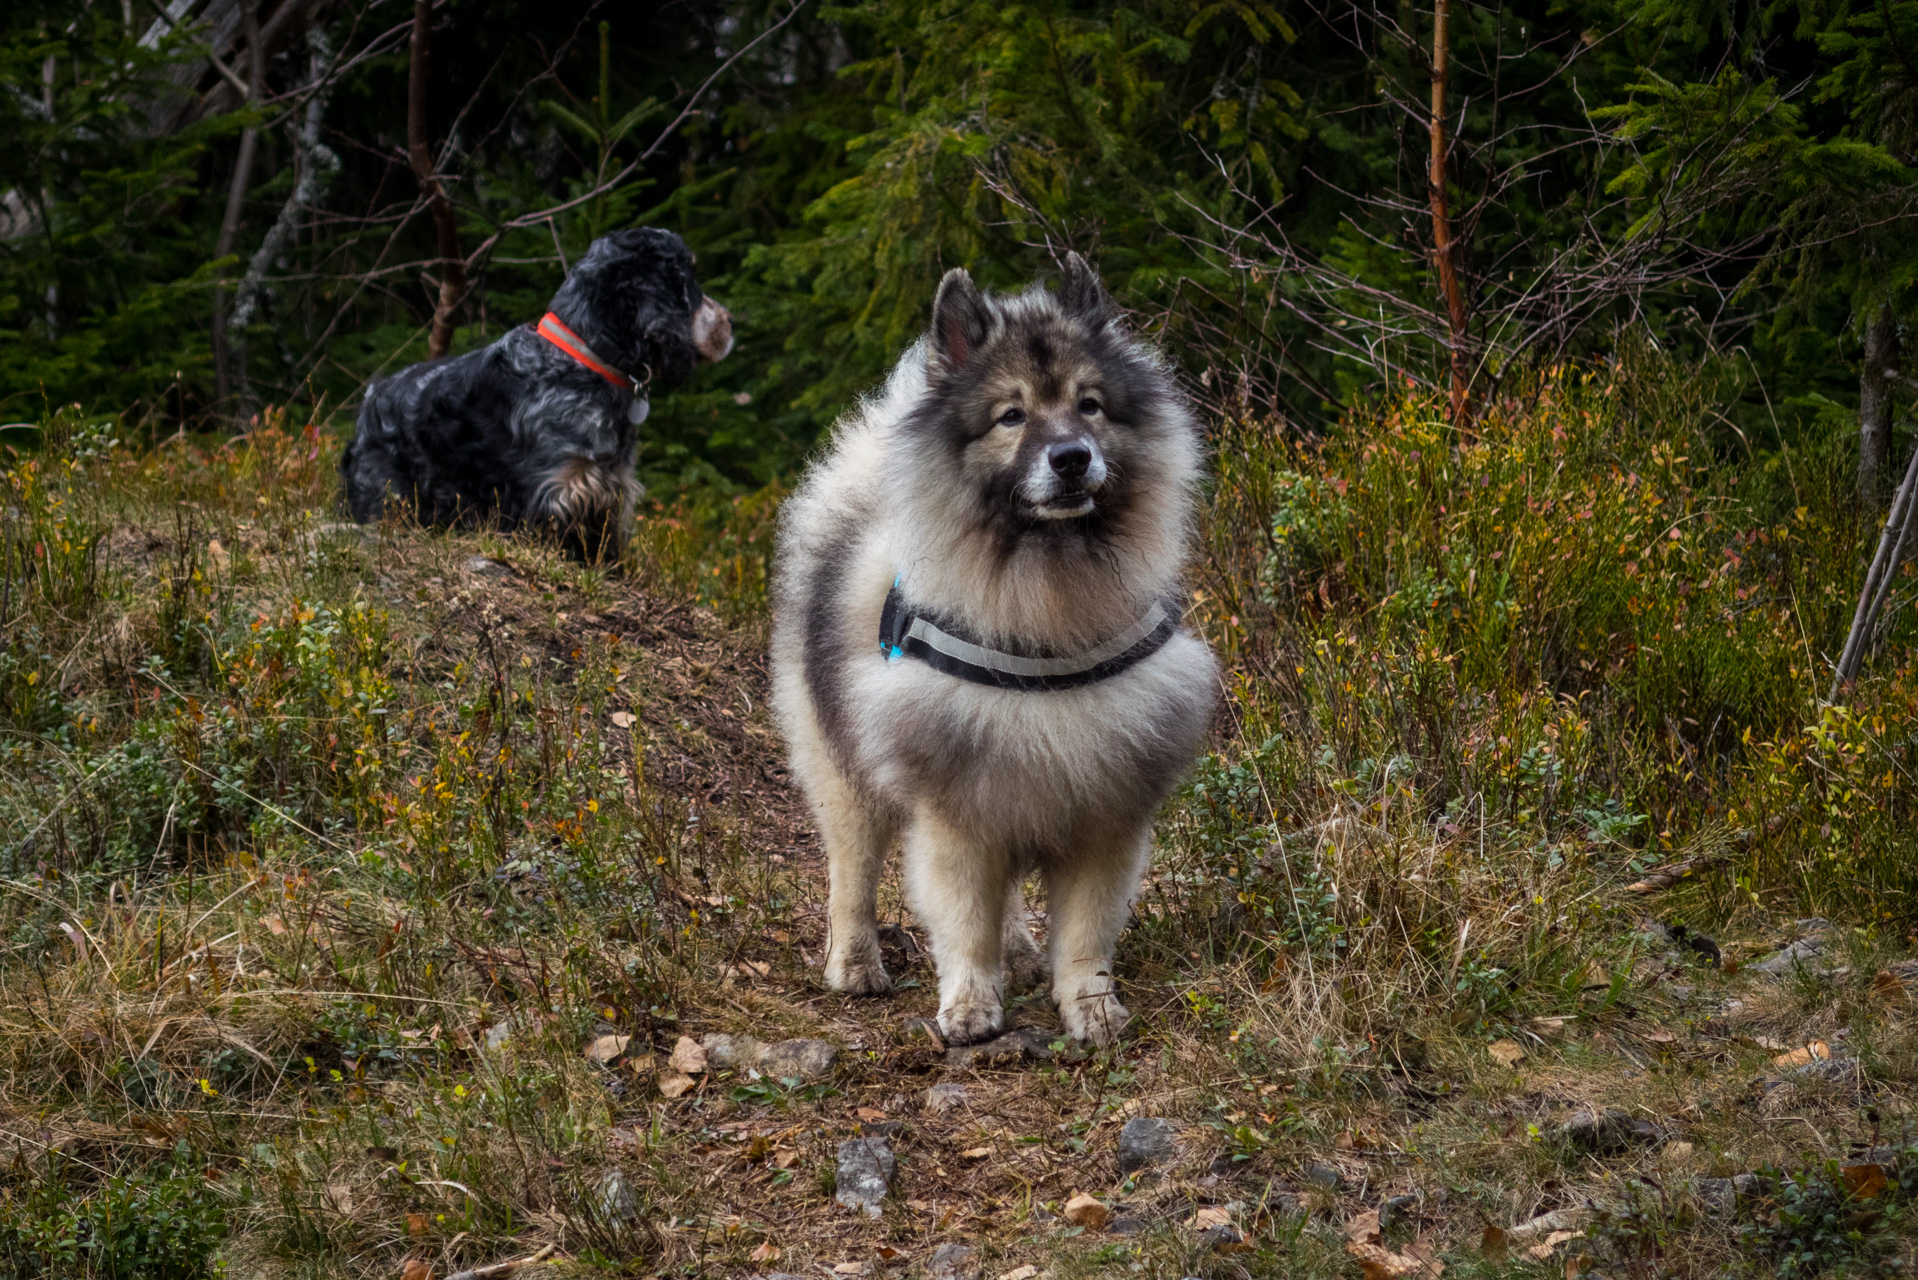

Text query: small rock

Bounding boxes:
[760,1038,838,1081]
[701,1032,764,1068]
[1557,1108,1660,1154]
[1695,1177,1739,1217]
[925,1082,970,1114]
[1750,919,1835,976]
[595,1168,638,1223]
[1793,1055,1860,1086]
[482,1016,521,1054]
[945,1026,1057,1068]
[863,1120,908,1139]
[1063,1191,1109,1230]
[926,1243,979,1280]
[464,554,512,576]
[1377,1193,1419,1233]
[1302,1162,1345,1190]
[1198,1224,1247,1252]
[1108,1215,1151,1236]
[835,1137,895,1218]
[1117,1117,1179,1174]
[1269,1192,1306,1220]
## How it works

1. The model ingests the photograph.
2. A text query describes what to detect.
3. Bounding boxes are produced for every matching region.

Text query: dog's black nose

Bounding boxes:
[1048,441,1092,479]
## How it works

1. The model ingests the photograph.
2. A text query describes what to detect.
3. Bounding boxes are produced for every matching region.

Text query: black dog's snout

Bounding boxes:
[1048,441,1093,479]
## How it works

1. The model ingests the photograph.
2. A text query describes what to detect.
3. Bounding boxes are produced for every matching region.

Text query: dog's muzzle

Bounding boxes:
[692,296,734,363]
[1029,436,1106,519]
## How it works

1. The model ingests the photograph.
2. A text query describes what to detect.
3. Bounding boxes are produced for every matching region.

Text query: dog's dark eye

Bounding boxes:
[1079,397,1102,415]
[998,407,1026,426]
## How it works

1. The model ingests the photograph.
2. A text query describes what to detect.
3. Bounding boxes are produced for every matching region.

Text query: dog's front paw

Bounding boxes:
[1059,989,1131,1047]
[825,949,892,996]
[938,999,1006,1046]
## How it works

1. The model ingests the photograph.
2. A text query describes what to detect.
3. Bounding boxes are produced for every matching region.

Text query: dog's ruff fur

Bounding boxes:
[339,227,732,561]
[771,255,1217,1046]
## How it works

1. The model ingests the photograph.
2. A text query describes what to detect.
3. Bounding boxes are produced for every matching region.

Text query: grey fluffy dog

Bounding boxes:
[771,256,1217,1046]
[339,228,732,560]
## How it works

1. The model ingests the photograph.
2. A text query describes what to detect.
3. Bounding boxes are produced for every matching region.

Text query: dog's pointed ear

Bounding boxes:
[930,267,992,373]
[1058,252,1110,331]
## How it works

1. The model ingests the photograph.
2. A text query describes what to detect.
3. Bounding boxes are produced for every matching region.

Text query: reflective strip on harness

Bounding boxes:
[878,583,1176,691]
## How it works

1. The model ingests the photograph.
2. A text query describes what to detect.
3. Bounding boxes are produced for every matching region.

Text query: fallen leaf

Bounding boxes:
[1753,1035,1788,1052]
[1507,1207,1591,1242]
[876,1244,904,1262]
[668,1036,707,1075]
[57,922,87,960]
[1343,1209,1383,1243]
[1531,1017,1568,1037]
[1480,1226,1508,1259]
[1346,1238,1444,1279]
[1487,1039,1526,1067]
[1524,1230,1580,1260]
[400,1261,433,1280]
[610,711,636,729]
[1843,1163,1889,1199]
[583,1033,630,1065]
[1640,1030,1676,1044]
[749,1242,780,1262]
[406,1212,428,1237]
[996,1268,1038,1280]
[959,1146,991,1160]
[833,1264,866,1277]
[1188,1206,1233,1230]
[773,1148,799,1169]
[262,914,287,936]
[1872,969,1910,1007]
[1772,1041,1831,1067]
[657,1070,696,1098]
[855,1107,888,1121]
[1063,1191,1108,1230]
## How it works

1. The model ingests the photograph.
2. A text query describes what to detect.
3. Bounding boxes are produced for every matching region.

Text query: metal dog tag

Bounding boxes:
[627,396,650,426]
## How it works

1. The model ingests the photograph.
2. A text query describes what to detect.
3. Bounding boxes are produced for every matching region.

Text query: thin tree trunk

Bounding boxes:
[212,1,264,410]
[1428,0,1470,426]
[1831,434,1918,701]
[1860,304,1899,508]
[233,30,340,415]
[409,0,466,361]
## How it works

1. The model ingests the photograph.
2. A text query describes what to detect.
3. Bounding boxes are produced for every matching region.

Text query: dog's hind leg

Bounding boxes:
[1003,882,1050,990]
[904,808,1010,1045]
[818,770,896,997]
[1044,829,1151,1046]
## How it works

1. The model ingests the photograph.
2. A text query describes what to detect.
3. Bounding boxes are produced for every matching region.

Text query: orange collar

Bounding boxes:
[535,312,634,388]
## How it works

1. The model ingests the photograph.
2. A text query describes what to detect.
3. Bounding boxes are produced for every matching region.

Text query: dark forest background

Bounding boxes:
[6,0,1918,499]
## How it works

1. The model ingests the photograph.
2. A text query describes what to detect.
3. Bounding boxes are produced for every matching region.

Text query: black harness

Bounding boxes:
[878,581,1177,692]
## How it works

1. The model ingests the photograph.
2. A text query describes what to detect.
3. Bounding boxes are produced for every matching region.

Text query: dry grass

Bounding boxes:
[1,390,1917,1279]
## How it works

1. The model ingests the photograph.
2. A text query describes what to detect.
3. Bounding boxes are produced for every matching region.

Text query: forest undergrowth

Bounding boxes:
[1,355,1917,1279]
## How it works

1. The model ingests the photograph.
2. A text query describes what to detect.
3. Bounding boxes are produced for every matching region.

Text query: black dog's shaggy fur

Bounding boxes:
[339,228,731,560]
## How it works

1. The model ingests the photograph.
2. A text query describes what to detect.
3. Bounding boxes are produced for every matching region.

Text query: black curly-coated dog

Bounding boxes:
[339,227,732,560]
